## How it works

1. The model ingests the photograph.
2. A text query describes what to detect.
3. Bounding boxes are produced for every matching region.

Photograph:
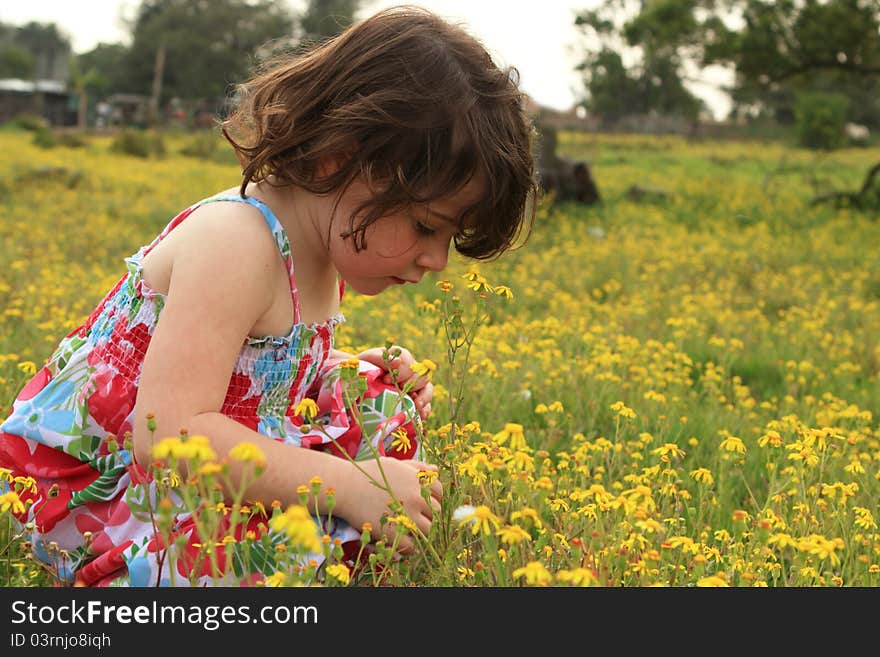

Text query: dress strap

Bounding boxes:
[147,194,300,324]
[207,194,301,324]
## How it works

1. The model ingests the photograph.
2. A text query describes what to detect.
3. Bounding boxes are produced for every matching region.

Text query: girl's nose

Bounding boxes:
[417,240,450,272]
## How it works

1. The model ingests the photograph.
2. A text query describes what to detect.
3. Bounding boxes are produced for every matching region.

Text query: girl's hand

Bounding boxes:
[338,457,443,555]
[356,345,434,420]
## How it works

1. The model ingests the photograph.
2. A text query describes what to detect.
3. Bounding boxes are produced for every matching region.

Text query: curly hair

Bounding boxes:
[221,5,537,260]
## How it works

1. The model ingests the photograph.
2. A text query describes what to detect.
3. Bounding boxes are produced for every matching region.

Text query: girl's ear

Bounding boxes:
[316,144,358,179]
[316,154,345,179]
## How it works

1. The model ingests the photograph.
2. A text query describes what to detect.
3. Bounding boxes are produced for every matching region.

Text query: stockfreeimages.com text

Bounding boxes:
[10,600,317,631]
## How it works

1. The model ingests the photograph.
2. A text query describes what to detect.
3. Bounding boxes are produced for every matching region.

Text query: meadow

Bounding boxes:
[1,125,879,587]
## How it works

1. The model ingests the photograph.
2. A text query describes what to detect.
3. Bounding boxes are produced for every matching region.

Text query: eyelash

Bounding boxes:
[414,220,436,236]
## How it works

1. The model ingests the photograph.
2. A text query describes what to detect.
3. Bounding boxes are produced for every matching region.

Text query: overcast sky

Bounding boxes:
[0,0,732,118]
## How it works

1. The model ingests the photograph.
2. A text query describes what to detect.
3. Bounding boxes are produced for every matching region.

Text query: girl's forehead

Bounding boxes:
[428,174,485,217]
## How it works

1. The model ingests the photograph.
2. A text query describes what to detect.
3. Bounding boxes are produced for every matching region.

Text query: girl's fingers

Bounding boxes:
[415,514,432,536]
[414,382,433,402]
[396,537,415,555]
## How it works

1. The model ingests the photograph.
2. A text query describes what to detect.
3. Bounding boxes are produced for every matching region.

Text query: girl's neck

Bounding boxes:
[247,180,333,269]
[242,181,342,325]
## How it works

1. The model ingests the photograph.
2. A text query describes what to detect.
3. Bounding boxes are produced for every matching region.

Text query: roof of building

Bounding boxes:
[0,78,67,94]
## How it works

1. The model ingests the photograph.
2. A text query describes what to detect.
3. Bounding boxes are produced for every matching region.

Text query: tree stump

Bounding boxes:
[535,123,600,205]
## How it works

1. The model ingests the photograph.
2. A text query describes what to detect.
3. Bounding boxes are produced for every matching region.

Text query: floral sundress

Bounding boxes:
[0,194,423,586]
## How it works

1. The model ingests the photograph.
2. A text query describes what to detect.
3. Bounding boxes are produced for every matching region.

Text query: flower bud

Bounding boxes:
[326,487,336,514]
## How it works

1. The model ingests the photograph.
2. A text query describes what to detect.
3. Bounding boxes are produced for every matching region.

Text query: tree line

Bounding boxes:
[1,0,878,145]
[0,0,363,125]
[576,0,880,135]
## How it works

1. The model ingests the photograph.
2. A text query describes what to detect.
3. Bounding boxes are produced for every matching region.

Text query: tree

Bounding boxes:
[575,0,705,125]
[707,0,880,128]
[300,0,360,42]
[75,43,130,100]
[0,44,34,79]
[9,21,72,82]
[122,0,297,111]
[576,0,880,129]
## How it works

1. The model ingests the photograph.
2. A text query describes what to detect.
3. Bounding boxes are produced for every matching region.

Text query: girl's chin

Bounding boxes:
[343,278,391,296]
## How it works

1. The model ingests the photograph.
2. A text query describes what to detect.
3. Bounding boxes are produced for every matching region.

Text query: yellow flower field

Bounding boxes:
[1,126,878,586]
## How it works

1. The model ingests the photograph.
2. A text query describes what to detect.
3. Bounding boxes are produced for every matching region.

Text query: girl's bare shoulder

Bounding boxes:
[141,196,283,299]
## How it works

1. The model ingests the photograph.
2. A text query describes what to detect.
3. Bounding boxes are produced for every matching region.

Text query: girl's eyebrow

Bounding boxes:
[426,207,459,225]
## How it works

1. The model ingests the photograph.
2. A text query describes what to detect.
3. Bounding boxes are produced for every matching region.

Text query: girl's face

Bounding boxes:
[328,177,483,296]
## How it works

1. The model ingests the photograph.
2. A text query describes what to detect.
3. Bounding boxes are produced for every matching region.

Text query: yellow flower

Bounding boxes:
[196,462,221,477]
[228,441,266,468]
[417,469,438,486]
[389,514,418,533]
[510,507,543,529]
[513,561,552,586]
[294,398,320,422]
[652,443,686,460]
[458,505,502,536]
[493,423,527,451]
[493,285,514,300]
[181,435,216,461]
[268,505,321,553]
[664,536,698,554]
[696,574,729,587]
[261,572,287,587]
[462,271,494,293]
[325,563,351,586]
[689,468,714,485]
[390,428,412,453]
[0,491,26,514]
[411,359,437,380]
[496,524,531,545]
[758,430,784,448]
[854,507,877,530]
[719,436,746,454]
[152,435,217,462]
[17,361,37,376]
[151,436,182,460]
[768,533,798,550]
[610,401,636,419]
[798,534,845,566]
[555,568,597,587]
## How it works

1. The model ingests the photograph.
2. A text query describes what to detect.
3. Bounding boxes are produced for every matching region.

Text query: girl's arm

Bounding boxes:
[132,202,352,511]
[131,203,438,544]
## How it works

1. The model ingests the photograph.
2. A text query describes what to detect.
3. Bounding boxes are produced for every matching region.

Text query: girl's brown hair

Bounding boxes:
[221,5,537,259]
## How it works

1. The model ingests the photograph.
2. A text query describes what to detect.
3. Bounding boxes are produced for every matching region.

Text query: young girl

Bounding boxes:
[0,6,536,586]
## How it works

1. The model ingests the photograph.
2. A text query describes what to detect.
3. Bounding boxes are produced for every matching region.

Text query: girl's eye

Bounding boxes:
[414,220,436,236]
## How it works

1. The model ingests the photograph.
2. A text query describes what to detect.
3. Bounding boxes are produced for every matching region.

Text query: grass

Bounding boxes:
[1,126,879,587]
